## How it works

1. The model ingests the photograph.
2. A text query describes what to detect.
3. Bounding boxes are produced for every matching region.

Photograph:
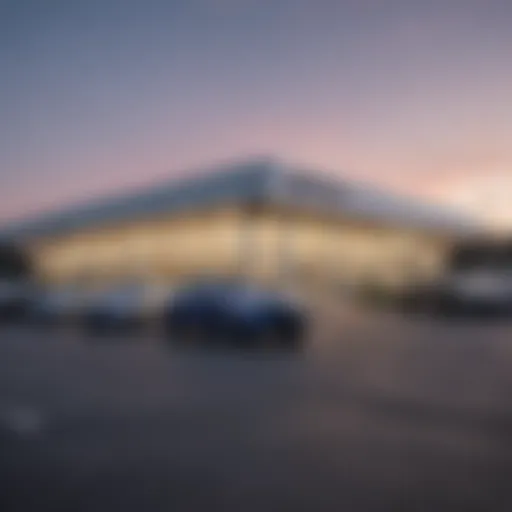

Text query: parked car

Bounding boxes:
[432,270,512,318]
[163,280,307,346]
[0,280,34,324]
[399,271,512,318]
[428,238,512,318]
[83,282,172,332]
[29,287,93,325]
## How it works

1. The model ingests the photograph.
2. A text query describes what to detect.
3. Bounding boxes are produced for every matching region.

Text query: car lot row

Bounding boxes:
[0,279,308,347]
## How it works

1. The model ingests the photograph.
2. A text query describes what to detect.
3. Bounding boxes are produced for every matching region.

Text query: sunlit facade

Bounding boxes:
[2,159,481,292]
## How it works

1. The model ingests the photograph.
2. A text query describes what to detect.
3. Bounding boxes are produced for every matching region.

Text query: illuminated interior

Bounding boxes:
[30,205,450,290]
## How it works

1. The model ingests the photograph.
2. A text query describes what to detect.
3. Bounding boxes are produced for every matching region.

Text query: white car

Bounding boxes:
[30,287,92,324]
[83,283,173,331]
[434,270,512,317]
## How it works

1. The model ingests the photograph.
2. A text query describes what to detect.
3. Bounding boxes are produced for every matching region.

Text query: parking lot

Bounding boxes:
[1,309,512,512]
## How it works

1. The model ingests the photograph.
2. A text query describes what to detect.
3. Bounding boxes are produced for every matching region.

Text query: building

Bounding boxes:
[0,158,483,292]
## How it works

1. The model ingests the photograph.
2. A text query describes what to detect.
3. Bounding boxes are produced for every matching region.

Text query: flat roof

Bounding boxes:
[0,158,483,241]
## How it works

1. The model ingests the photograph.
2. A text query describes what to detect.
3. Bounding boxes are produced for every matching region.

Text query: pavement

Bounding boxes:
[1,311,512,511]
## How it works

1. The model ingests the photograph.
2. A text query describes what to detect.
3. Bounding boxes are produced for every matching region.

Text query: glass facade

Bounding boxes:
[30,205,449,291]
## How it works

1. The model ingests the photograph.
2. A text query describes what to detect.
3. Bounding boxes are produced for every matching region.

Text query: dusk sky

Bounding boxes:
[1,0,511,223]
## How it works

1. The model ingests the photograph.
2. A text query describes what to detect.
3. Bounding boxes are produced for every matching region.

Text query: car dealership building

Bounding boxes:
[1,159,482,292]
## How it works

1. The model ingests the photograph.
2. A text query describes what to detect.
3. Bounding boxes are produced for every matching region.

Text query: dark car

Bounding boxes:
[163,280,307,346]
[0,281,34,324]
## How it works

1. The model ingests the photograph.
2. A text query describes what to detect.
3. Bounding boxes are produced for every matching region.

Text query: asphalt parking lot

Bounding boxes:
[1,310,512,512]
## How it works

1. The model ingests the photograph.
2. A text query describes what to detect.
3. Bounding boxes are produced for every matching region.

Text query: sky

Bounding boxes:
[1,0,511,224]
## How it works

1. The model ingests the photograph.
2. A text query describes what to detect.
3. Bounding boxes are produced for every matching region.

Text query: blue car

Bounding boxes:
[163,281,307,346]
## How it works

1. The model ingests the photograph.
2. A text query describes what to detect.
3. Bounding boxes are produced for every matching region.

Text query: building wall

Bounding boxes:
[27,204,450,290]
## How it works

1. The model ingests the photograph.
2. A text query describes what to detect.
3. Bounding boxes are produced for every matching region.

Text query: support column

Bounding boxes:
[238,201,263,281]
[276,205,295,290]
